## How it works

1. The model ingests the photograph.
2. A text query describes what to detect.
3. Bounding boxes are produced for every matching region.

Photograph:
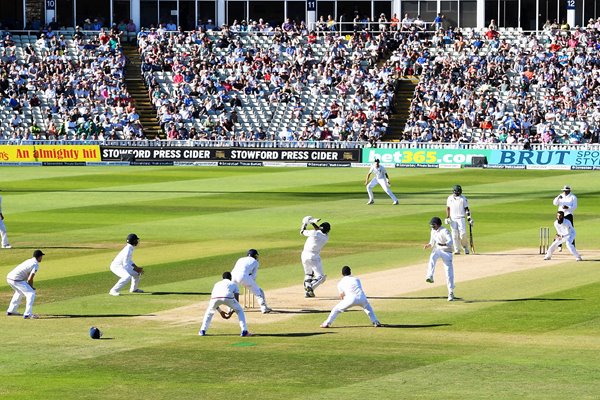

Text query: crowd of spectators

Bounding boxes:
[397,17,600,144]
[138,17,399,142]
[0,26,144,141]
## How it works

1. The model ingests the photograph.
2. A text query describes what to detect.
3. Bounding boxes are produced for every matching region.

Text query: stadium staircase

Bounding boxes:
[122,43,163,138]
[384,78,417,141]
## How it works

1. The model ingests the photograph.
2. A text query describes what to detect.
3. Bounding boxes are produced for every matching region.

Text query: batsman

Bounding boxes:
[445,185,474,255]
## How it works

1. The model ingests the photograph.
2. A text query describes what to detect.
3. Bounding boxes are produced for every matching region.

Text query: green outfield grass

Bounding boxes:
[1,166,599,399]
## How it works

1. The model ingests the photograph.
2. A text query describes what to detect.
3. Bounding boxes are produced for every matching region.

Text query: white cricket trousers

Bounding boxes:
[200,298,247,333]
[109,265,141,293]
[0,219,9,247]
[366,178,398,203]
[301,251,327,289]
[426,248,455,294]
[6,279,36,316]
[545,234,580,259]
[232,275,269,311]
[323,295,379,326]
[449,217,468,253]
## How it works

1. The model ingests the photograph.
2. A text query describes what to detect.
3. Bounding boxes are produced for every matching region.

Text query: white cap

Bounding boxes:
[562,185,571,191]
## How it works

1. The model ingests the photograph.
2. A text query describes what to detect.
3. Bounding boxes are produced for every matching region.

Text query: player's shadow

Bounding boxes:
[334,323,451,329]
[44,313,155,318]
[369,296,449,300]
[150,291,210,296]
[248,309,330,314]
[463,297,580,304]
[251,332,334,337]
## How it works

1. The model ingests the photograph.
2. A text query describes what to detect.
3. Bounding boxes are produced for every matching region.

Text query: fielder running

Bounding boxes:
[231,249,272,314]
[6,249,45,319]
[300,216,330,297]
[544,211,582,261]
[445,184,473,255]
[424,217,456,301]
[0,193,12,248]
[365,159,398,205]
[320,266,381,328]
[199,271,250,337]
[109,233,144,296]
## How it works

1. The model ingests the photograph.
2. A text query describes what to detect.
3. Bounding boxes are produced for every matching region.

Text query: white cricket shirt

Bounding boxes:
[211,279,239,299]
[369,164,387,180]
[446,194,469,218]
[7,257,39,281]
[110,243,135,269]
[337,275,367,300]
[302,230,329,254]
[231,256,259,279]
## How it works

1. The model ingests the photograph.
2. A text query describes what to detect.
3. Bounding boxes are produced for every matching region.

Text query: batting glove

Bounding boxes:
[444,218,451,224]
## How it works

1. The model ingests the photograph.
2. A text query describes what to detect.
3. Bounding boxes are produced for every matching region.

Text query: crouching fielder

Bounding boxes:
[231,249,271,314]
[544,211,582,261]
[424,217,456,301]
[300,216,330,297]
[109,233,144,296]
[320,266,381,328]
[199,271,250,337]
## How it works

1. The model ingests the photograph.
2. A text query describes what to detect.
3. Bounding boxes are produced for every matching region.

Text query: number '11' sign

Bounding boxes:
[307,0,316,11]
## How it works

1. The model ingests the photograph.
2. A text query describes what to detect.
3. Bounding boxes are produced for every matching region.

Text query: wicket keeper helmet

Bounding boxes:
[320,222,331,233]
[429,217,443,227]
[453,185,462,195]
[126,233,140,245]
[89,326,102,339]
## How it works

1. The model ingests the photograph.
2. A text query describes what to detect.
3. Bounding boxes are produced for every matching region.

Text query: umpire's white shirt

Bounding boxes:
[447,195,469,218]
[7,257,39,281]
[110,243,135,272]
[231,256,259,280]
[211,279,239,299]
[369,164,387,180]
[302,230,329,254]
[553,193,577,216]
[338,275,367,301]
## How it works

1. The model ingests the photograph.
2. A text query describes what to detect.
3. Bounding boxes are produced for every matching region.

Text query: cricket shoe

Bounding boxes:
[366,200,374,205]
[241,330,252,337]
[305,286,315,298]
[464,249,470,255]
[109,290,120,296]
[261,307,272,314]
[199,330,206,336]
[320,323,330,328]
[392,200,398,205]
[576,257,583,261]
[130,289,144,293]
[2,245,12,249]
[23,314,40,319]
[543,257,551,261]
[6,312,21,316]
[447,292,455,302]
[425,277,434,283]
[453,251,460,255]
[373,321,382,327]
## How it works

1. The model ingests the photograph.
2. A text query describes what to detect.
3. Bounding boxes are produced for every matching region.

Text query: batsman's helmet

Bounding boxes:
[453,184,462,195]
[342,265,352,276]
[320,222,331,233]
[247,249,259,258]
[126,233,140,245]
[89,326,102,339]
[429,217,442,227]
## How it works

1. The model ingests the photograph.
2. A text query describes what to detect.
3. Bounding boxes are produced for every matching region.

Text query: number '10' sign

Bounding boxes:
[46,0,56,10]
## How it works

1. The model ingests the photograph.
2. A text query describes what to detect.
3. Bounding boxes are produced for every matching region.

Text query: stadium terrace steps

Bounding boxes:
[384,78,417,141]
[123,43,164,139]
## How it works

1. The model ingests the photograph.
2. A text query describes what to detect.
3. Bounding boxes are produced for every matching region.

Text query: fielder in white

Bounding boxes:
[231,249,272,314]
[424,217,456,301]
[6,249,45,319]
[300,216,330,298]
[199,271,250,337]
[553,184,577,249]
[365,159,398,205]
[445,184,473,255]
[544,211,582,261]
[320,266,381,328]
[0,194,12,248]
[109,233,144,296]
